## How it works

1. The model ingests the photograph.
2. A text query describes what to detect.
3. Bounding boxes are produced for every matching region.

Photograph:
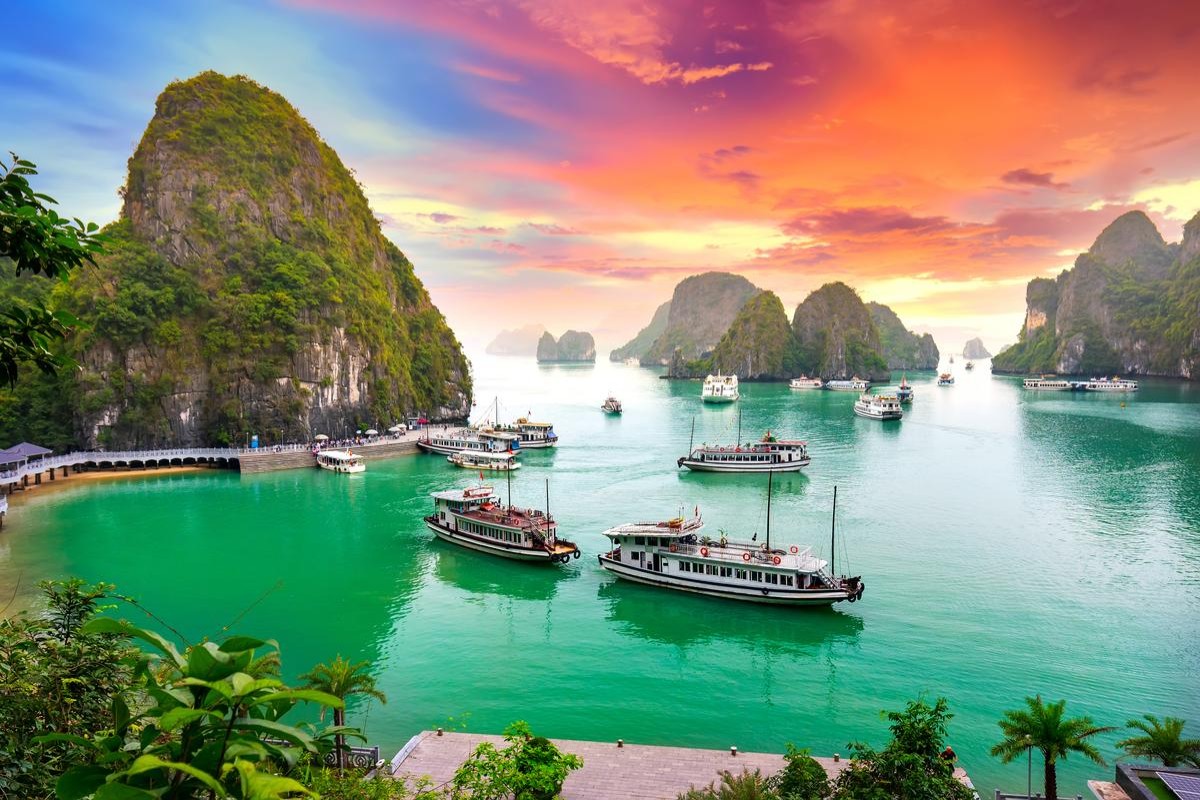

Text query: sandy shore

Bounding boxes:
[4,465,228,506]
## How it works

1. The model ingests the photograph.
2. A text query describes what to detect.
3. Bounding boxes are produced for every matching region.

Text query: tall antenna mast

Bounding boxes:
[545,478,551,523]
[507,459,512,507]
[830,485,838,576]
[689,416,695,454]
[766,470,773,551]
[737,405,742,445]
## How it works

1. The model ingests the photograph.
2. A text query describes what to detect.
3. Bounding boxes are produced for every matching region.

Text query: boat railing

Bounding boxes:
[667,540,801,566]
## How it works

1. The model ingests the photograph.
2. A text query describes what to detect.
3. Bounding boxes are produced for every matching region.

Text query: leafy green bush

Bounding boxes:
[450,721,582,800]
[678,769,777,800]
[769,746,829,799]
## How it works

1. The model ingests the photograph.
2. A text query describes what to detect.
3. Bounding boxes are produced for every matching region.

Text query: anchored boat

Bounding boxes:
[701,373,740,403]
[677,413,810,472]
[937,373,955,386]
[598,479,865,606]
[853,393,903,420]
[474,397,560,448]
[896,374,914,403]
[1023,376,1074,390]
[826,377,870,392]
[417,428,520,456]
[601,396,623,414]
[965,360,975,371]
[448,451,520,471]
[315,450,365,474]
[424,479,580,564]
[1082,376,1139,392]
[789,376,825,390]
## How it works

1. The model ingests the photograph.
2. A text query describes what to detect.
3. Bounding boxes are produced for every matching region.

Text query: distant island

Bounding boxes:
[962,337,991,359]
[486,324,546,356]
[609,301,670,362]
[993,210,1199,379]
[536,330,596,363]
[869,302,940,370]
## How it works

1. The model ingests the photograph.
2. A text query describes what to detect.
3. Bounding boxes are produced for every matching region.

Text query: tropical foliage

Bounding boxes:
[449,721,582,800]
[678,769,777,800]
[991,695,1115,800]
[301,656,387,770]
[0,154,104,386]
[769,746,830,800]
[1116,715,1200,768]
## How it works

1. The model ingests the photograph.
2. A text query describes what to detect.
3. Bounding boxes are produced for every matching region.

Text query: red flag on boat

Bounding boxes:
[479,471,484,481]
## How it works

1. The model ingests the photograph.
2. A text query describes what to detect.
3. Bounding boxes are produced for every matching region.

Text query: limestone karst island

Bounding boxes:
[2,4,1198,800]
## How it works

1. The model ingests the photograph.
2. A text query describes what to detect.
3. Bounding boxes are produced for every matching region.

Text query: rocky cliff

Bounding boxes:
[33,72,471,447]
[670,291,792,379]
[641,272,759,365]
[962,337,991,359]
[536,330,596,362]
[867,302,939,370]
[792,283,889,380]
[610,301,670,362]
[486,324,546,356]
[993,210,1200,379]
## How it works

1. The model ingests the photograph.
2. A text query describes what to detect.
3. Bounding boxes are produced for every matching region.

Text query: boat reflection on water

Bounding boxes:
[596,580,864,652]
[431,546,570,603]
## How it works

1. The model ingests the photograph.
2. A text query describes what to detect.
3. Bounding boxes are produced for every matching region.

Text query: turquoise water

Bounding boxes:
[2,356,1198,795]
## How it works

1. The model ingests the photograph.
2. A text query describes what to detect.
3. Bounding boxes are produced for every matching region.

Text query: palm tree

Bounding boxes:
[991,695,1116,800]
[1117,715,1200,768]
[300,656,387,770]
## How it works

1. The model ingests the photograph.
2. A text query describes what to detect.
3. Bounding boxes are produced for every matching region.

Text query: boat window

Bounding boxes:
[719,567,732,577]
[735,569,747,580]
[766,573,779,585]
[705,565,718,575]
[634,536,645,545]
[751,571,763,581]
[781,575,793,586]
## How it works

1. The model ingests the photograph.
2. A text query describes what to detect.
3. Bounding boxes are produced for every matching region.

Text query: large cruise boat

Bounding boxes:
[853,394,903,420]
[315,450,365,474]
[448,451,520,471]
[701,373,740,403]
[417,429,520,456]
[474,399,559,448]
[424,483,580,563]
[598,481,864,606]
[1082,376,1139,392]
[678,431,811,473]
[789,376,824,390]
[1023,377,1074,390]
[826,377,870,392]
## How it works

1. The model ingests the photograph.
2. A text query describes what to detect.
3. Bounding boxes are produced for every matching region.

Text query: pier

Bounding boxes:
[388,731,974,799]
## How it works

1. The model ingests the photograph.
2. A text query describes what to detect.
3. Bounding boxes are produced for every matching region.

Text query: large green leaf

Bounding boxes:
[258,689,342,708]
[122,754,225,796]
[159,706,222,731]
[55,765,109,800]
[82,618,185,668]
[231,718,316,752]
[219,636,273,652]
[94,784,159,799]
[34,733,98,750]
[233,760,314,799]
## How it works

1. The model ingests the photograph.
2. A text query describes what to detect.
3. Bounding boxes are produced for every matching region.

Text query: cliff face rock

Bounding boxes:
[536,330,596,362]
[792,283,889,380]
[610,300,670,362]
[994,210,1200,379]
[60,71,471,447]
[867,302,940,370]
[707,292,793,379]
[486,324,546,356]
[962,337,991,359]
[642,272,759,365]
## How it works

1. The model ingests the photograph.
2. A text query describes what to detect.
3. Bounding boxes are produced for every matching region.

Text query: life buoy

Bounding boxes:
[572,549,581,559]
[772,556,782,566]
[741,552,751,562]
[789,546,799,554]
[700,547,709,557]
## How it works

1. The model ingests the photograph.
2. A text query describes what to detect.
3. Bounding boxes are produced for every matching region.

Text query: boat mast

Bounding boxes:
[545,478,551,523]
[737,405,742,445]
[766,470,773,550]
[507,459,512,507]
[689,416,695,454]
[830,485,838,576]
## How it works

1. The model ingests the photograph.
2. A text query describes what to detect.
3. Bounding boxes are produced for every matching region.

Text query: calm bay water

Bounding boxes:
[2,355,1199,795]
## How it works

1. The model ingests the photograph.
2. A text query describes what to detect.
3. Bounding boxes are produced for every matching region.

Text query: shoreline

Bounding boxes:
[4,465,226,508]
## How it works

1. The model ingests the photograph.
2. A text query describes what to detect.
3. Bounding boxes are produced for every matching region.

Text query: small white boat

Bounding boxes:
[315,450,365,473]
[601,396,623,414]
[937,373,955,386]
[1023,377,1074,390]
[701,373,740,403]
[853,394,903,420]
[789,376,824,390]
[826,377,870,392]
[424,484,579,563]
[1082,376,1138,392]
[598,480,864,606]
[448,451,521,471]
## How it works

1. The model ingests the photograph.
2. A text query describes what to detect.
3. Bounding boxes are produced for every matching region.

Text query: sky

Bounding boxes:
[3,0,1199,353]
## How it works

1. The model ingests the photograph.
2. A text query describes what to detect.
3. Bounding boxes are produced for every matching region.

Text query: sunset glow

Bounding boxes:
[4,0,1198,350]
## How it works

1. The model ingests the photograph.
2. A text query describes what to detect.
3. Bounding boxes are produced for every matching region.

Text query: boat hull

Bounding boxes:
[597,555,851,606]
[448,459,520,471]
[701,395,739,404]
[425,519,560,562]
[318,463,365,474]
[853,406,902,420]
[678,458,810,473]
[516,439,557,448]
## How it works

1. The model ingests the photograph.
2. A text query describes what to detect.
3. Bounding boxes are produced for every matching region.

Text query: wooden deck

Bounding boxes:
[392,731,846,799]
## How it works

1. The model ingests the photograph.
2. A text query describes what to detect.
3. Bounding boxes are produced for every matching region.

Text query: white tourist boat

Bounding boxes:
[896,374,914,403]
[853,394,903,420]
[475,399,559,448]
[937,372,955,386]
[601,396,623,414]
[825,377,870,392]
[789,376,824,390]
[424,483,580,563]
[1082,376,1139,392]
[701,373,739,403]
[315,450,365,474]
[448,451,521,471]
[417,428,520,456]
[598,480,865,606]
[678,431,810,473]
[1023,377,1074,390]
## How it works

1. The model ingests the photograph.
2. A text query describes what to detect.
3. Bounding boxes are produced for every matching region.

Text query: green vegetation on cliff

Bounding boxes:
[642,272,759,365]
[867,302,939,370]
[610,300,670,362]
[708,291,793,378]
[994,210,1200,378]
[792,282,889,380]
[1,71,472,448]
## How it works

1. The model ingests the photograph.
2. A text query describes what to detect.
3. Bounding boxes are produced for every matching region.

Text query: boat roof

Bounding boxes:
[318,450,359,461]
[452,451,516,461]
[602,516,705,538]
[696,440,807,451]
[431,485,496,501]
[478,429,520,440]
[515,418,553,427]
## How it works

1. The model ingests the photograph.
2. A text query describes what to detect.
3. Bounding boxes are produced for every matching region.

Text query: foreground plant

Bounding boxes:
[678,768,777,800]
[450,721,581,800]
[1117,714,1200,768]
[769,746,830,800]
[301,656,387,771]
[992,695,1115,800]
